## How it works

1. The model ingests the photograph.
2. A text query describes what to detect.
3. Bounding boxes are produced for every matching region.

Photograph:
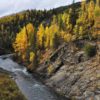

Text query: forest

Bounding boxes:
[11,0,100,71]
[0,0,100,100]
[0,0,100,70]
[0,1,80,51]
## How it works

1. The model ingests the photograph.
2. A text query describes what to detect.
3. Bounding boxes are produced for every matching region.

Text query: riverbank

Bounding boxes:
[32,73,69,100]
[0,58,67,100]
[36,41,100,99]
[0,71,26,100]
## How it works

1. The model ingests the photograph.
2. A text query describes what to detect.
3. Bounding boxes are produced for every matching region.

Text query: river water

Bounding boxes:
[0,58,67,100]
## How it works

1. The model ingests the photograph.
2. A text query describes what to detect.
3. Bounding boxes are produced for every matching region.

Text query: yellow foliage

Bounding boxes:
[29,52,35,62]
[45,24,59,48]
[47,65,54,75]
[88,0,95,20]
[22,53,26,61]
[45,26,50,48]
[37,24,45,47]
[13,23,35,62]
[79,26,84,35]
[64,33,72,42]
[13,27,28,53]
[26,23,34,32]
[26,23,34,46]
[95,6,100,17]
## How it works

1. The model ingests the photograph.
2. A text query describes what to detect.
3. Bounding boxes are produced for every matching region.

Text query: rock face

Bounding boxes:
[36,40,100,100]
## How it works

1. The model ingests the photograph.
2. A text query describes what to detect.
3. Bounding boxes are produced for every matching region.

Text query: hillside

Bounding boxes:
[0,2,80,52]
[36,40,100,99]
[0,2,80,30]
[0,0,100,100]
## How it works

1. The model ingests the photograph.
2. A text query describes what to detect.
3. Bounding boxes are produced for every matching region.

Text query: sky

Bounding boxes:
[0,0,81,17]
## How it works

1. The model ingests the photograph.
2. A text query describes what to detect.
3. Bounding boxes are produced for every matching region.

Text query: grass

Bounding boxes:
[0,73,27,100]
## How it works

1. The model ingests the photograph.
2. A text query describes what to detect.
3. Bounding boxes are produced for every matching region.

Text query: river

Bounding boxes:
[0,57,67,100]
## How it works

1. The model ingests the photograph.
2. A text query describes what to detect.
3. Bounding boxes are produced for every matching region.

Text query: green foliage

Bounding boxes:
[84,44,97,57]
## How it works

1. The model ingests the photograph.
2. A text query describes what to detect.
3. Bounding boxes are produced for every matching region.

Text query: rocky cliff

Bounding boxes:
[36,40,100,100]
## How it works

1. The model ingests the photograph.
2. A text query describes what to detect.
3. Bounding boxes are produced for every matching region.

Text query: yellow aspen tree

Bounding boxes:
[49,23,59,49]
[45,26,50,48]
[95,0,100,17]
[29,52,35,62]
[13,23,35,62]
[96,0,100,7]
[37,24,45,48]
[88,0,95,23]
[13,26,28,61]
[26,23,34,47]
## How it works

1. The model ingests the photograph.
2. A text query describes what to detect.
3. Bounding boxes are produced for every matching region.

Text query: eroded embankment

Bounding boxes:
[0,58,67,100]
[36,40,100,100]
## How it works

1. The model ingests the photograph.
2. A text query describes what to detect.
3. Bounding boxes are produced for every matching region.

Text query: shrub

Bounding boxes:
[47,65,54,75]
[0,73,26,100]
[84,44,97,57]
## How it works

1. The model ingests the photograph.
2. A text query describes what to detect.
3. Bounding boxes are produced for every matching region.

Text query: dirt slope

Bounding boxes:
[36,40,100,100]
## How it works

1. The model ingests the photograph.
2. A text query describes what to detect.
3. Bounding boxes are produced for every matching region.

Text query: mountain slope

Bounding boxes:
[36,40,100,99]
[0,2,81,53]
